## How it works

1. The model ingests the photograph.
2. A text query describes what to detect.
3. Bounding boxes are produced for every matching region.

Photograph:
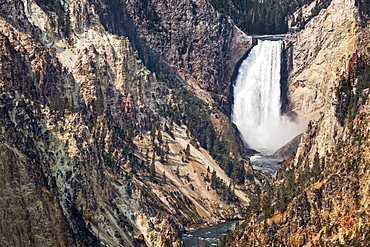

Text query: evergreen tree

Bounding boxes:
[312,151,321,178]
[205,173,210,182]
[150,153,156,182]
[184,144,191,158]
[151,124,156,144]
[211,170,217,189]
[208,0,325,35]
[157,130,163,144]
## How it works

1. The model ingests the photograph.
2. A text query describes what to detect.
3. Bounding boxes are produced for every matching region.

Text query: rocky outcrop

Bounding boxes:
[220,0,370,246]
[90,0,254,115]
[224,95,370,246]
[271,134,302,160]
[285,0,359,121]
[88,0,255,158]
[282,0,361,164]
[0,130,78,247]
[0,0,254,246]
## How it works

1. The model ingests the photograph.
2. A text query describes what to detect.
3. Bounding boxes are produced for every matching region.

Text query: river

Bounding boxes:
[249,154,282,176]
[182,221,237,246]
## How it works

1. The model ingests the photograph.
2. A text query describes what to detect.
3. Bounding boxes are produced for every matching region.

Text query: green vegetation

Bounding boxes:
[336,54,370,127]
[165,87,246,184]
[210,170,238,203]
[208,0,331,34]
[272,153,323,214]
[291,0,332,30]
[184,144,191,159]
[219,153,326,246]
[356,0,370,25]
[150,122,170,165]
[236,154,323,220]
[164,123,175,139]
[35,0,71,38]
[150,153,156,182]
[96,117,144,180]
[138,185,167,212]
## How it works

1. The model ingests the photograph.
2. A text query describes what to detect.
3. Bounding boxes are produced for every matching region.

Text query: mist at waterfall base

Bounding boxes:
[232,39,306,173]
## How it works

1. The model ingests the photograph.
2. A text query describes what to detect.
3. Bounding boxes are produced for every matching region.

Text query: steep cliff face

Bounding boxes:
[86,0,254,164]
[220,0,370,246]
[223,93,370,246]
[285,0,359,121]
[283,0,361,163]
[0,102,78,247]
[89,0,254,115]
[0,0,254,246]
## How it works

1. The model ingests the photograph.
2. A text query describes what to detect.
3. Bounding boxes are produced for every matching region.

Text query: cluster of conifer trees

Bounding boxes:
[208,0,327,34]
[336,54,370,128]
[36,0,71,38]
[164,88,247,185]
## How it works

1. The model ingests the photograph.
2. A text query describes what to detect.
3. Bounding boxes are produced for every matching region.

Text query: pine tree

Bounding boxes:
[161,141,169,163]
[211,171,217,189]
[151,124,156,144]
[312,151,321,178]
[205,173,210,182]
[184,144,191,158]
[157,130,163,144]
[150,153,156,182]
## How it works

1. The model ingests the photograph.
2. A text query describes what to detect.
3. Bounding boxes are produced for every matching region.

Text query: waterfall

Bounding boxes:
[232,39,305,154]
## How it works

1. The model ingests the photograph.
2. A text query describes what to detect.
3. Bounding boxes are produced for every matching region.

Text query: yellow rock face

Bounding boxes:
[286,0,359,121]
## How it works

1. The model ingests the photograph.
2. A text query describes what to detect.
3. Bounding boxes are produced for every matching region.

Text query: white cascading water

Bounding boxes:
[232,39,305,154]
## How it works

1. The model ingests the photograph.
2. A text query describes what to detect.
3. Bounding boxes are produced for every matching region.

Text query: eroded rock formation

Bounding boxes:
[221,0,370,246]
[0,0,255,246]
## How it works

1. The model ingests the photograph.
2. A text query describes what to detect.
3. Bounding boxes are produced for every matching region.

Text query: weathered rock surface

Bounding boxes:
[285,0,359,121]
[226,97,370,246]
[271,134,303,160]
[0,0,254,246]
[88,0,255,157]
[91,0,254,114]
[220,0,370,246]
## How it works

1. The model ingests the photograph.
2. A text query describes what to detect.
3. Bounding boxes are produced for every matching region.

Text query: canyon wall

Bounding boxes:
[221,0,370,246]
[285,0,359,121]
[89,0,254,115]
[0,0,255,246]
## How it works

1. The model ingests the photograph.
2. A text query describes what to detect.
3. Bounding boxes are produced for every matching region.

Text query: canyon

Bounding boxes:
[1,0,370,246]
[221,0,370,246]
[0,0,255,246]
